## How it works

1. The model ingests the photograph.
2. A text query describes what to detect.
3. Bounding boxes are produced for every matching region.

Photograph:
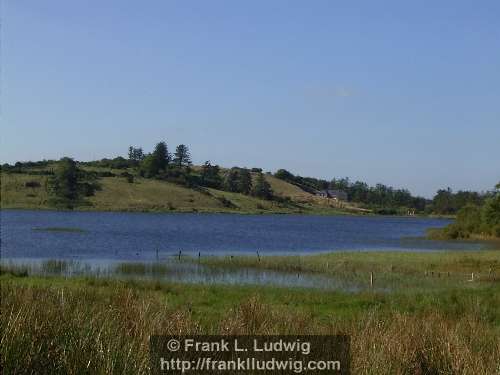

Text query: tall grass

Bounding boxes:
[115,262,170,275]
[1,277,499,374]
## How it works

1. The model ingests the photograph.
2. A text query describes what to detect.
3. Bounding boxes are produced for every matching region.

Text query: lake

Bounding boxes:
[0,209,483,262]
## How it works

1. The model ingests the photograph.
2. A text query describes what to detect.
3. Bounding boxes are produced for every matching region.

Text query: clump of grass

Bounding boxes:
[41,260,70,274]
[1,278,498,374]
[0,264,29,277]
[115,262,170,275]
[199,251,500,290]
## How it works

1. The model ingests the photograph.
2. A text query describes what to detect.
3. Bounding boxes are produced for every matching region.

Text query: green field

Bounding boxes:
[1,250,499,374]
[0,171,364,215]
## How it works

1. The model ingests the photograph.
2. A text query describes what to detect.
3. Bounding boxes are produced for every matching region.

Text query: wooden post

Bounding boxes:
[370,271,374,288]
[257,251,260,262]
[178,250,182,261]
[198,251,201,264]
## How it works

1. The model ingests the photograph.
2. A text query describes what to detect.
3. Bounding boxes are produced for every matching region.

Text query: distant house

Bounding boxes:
[316,189,348,201]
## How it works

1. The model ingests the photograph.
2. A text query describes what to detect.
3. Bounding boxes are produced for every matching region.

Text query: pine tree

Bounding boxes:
[152,141,170,171]
[173,144,192,167]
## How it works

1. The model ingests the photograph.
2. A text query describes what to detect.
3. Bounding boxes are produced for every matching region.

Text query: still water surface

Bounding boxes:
[1,210,484,290]
[0,209,480,261]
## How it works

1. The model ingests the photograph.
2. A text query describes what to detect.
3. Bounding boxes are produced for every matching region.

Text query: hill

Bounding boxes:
[0,167,366,215]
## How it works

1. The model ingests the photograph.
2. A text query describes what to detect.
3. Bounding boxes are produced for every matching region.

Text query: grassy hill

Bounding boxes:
[1,168,366,215]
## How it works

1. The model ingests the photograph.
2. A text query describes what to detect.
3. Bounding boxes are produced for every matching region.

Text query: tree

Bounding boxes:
[252,173,273,200]
[141,142,170,177]
[153,142,170,170]
[128,146,144,162]
[224,168,240,192]
[274,169,295,182]
[237,169,252,195]
[432,188,455,214]
[482,195,500,234]
[48,157,100,209]
[140,154,157,178]
[200,161,222,189]
[173,144,192,168]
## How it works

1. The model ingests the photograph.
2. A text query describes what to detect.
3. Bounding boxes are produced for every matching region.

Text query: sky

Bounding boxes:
[1,1,499,198]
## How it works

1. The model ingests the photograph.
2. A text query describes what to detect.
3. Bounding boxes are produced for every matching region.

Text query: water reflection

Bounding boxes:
[1,258,365,292]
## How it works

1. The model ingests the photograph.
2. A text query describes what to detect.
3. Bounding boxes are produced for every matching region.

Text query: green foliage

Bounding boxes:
[84,156,132,169]
[48,157,101,209]
[275,169,427,212]
[237,169,252,195]
[431,188,483,215]
[456,204,482,233]
[429,183,500,239]
[482,195,500,229]
[139,142,170,178]
[224,167,252,194]
[173,144,192,168]
[251,173,273,200]
[224,168,240,192]
[139,154,157,178]
[121,171,135,183]
[128,146,144,162]
[200,161,222,189]
[152,141,170,171]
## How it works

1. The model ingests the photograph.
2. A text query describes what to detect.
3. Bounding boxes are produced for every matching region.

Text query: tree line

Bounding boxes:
[23,141,274,208]
[275,169,426,213]
[3,146,494,215]
[274,168,496,215]
[429,183,500,239]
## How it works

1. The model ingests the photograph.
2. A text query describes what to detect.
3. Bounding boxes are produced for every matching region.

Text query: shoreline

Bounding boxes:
[0,205,454,219]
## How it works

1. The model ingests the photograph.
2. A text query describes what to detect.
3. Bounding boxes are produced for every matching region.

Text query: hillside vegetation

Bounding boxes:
[428,184,500,240]
[0,170,363,214]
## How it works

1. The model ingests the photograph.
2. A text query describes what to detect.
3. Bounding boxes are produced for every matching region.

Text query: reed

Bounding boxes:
[115,262,170,275]
[1,274,499,374]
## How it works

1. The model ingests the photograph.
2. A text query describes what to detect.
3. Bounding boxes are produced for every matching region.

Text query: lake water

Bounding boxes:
[1,209,483,261]
[1,209,486,291]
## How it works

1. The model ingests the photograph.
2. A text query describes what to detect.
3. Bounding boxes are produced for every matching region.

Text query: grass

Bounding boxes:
[115,262,170,275]
[1,251,500,373]
[1,171,361,215]
[1,268,499,374]
[199,250,500,290]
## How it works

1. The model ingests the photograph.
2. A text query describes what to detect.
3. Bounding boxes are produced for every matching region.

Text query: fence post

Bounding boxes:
[370,271,374,288]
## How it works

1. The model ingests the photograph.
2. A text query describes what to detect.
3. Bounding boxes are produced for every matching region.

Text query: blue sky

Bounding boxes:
[2,1,499,197]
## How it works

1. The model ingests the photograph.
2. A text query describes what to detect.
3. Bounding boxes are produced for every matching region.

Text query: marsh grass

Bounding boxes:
[1,275,499,374]
[115,262,170,275]
[199,251,500,290]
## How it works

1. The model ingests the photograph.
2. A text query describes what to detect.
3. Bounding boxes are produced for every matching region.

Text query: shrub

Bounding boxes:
[121,172,134,183]
[96,171,116,177]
